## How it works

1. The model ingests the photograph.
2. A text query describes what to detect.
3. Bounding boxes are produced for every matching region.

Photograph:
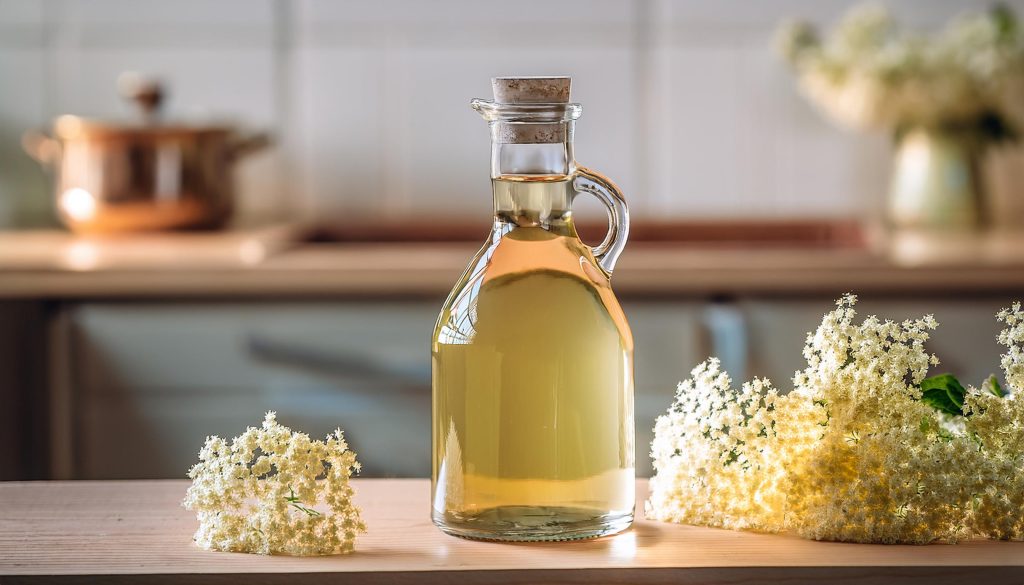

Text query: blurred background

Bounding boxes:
[2,0,1023,481]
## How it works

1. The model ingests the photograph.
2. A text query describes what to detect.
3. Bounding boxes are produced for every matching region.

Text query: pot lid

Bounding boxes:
[52,73,237,140]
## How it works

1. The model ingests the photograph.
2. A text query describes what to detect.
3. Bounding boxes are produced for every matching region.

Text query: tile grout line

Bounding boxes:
[632,0,653,214]
[40,0,58,122]
[272,0,296,220]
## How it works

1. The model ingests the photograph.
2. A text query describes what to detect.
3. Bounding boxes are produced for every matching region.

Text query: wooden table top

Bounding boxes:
[2,479,1023,584]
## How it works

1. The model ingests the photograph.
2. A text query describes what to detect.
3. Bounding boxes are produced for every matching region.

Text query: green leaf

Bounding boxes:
[992,3,1017,40]
[919,373,966,417]
[289,502,321,517]
[285,486,321,517]
[982,374,1006,398]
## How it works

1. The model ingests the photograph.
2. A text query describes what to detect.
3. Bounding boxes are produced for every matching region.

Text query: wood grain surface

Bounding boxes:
[1,227,1024,299]
[2,479,1023,584]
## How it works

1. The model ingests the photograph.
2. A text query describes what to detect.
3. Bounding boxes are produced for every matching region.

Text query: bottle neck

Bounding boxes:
[489,121,577,235]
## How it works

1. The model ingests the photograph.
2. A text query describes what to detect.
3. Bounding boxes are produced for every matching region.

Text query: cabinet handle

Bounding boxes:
[699,302,749,382]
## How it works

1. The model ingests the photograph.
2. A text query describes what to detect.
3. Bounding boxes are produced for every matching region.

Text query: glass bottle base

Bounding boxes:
[433,506,633,542]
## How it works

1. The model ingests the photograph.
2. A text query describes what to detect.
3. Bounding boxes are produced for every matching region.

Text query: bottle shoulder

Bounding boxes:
[444,228,610,305]
[433,227,632,348]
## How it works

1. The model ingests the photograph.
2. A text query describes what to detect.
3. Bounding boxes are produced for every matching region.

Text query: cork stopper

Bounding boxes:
[492,77,571,104]
[488,77,573,144]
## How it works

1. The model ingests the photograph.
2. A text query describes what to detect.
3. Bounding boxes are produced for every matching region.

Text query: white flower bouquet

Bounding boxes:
[778,4,1024,229]
[647,296,1024,543]
[183,412,366,555]
[778,3,1024,139]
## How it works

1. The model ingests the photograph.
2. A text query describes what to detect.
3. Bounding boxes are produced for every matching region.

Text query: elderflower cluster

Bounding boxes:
[647,295,1024,544]
[999,302,1024,391]
[183,412,366,555]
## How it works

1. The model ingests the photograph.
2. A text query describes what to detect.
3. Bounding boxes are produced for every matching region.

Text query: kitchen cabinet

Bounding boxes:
[60,300,705,479]
[50,294,1019,480]
[66,302,437,479]
[0,302,47,480]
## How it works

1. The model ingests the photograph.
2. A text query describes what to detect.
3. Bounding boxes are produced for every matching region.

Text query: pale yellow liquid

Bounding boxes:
[431,176,635,541]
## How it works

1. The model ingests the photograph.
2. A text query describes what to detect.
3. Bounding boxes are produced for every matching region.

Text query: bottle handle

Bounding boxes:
[573,166,629,274]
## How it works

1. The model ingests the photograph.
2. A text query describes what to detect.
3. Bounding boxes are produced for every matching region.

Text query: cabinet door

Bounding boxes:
[624,301,704,477]
[67,300,703,480]
[69,302,438,479]
[68,297,1009,480]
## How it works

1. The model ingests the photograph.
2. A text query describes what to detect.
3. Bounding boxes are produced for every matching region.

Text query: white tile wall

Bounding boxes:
[0,0,1023,227]
[0,0,48,225]
[292,0,638,220]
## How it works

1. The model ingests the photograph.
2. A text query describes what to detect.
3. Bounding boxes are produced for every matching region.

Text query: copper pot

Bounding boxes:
[23,76,270,233]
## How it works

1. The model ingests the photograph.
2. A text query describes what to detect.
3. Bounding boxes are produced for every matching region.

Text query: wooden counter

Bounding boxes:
[0,226,1024,299]
[2,479,1023,584]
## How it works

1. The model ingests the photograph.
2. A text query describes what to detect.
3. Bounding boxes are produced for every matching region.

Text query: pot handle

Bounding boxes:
[22,130,61,167]
[228,132,272,161]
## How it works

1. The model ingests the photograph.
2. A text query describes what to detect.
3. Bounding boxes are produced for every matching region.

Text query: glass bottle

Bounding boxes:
[431,77,634,541]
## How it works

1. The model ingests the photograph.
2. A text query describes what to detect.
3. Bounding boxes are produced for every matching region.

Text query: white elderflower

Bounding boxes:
[777,4,1024,138]
[646,359,787,531]
[648,295,1024,544]
[998,302,1024,391]
[183,412,366,555]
